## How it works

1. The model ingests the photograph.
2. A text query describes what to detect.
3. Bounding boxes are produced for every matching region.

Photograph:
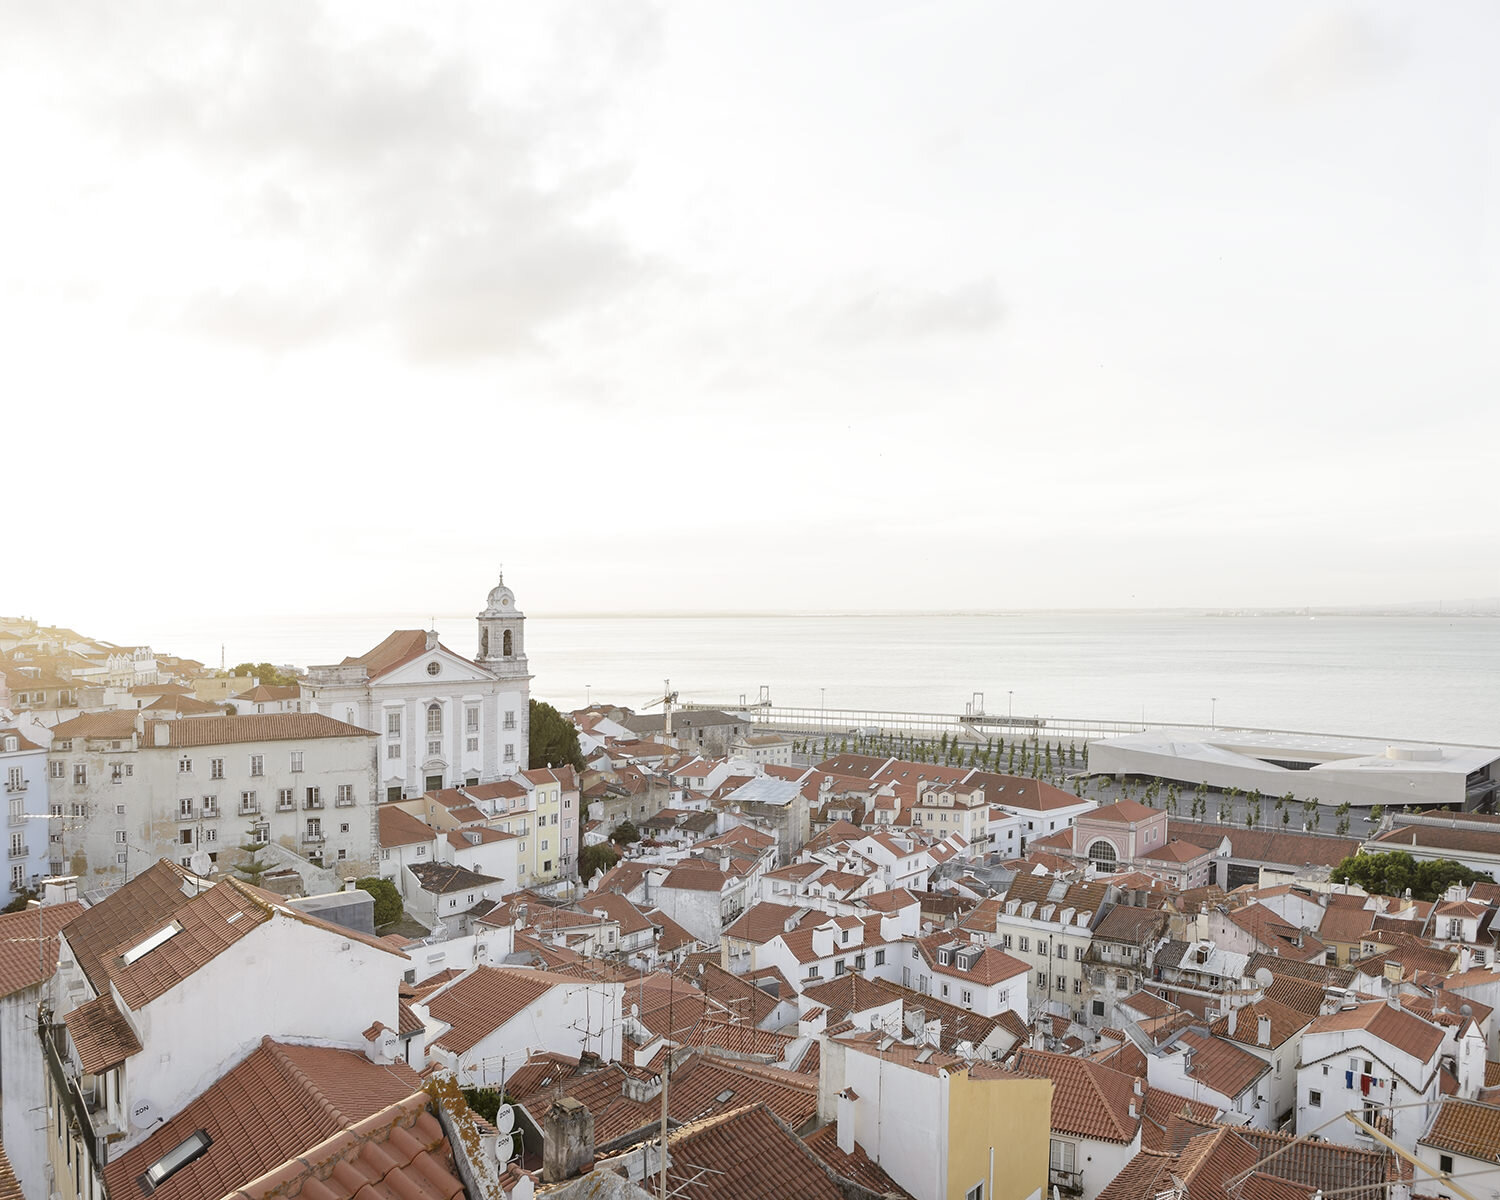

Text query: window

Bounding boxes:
[466,707,479,731]
[1037,973,1047,988]
[387,712,401,737]
[73,763,87,786]
[388,743,401,759]
[1019,937,1030,953]
[504,744,515,762]
[50,761,63,779]
[941,982,949,996]
[504,710,516,730]
[110,763,123,783]
[427,704,442,735]
[180,830,193,845]
[1440,1155,1454,1174]
[1092,1000,1105,1016]
[114,853,126,866]
[291,751,304,772]
[249,754,263,777]
[210,758,224,780]
[178,756,192,774]
[204,829,217,843]
[1057,943,1067,959]
[336,784,354,806]
[1073,978,1082,994]
[1001,934,1013,949]
[201,795,218,815]
[841,929,849,944]
[966,1184,984,1200]
[381,848,390,861]
[875,949,885,966]
[467,738,478,752]
[306,787,321,807]
[241,791,257,812]
[835,959,846,976]
[427,741,441,757]
[416,845,427,856]
[340,823,349,833]
[179,797,193,818]
[1055,976,1066,992]
[1050,1140,1076,1172]
[1075,946,1084,961]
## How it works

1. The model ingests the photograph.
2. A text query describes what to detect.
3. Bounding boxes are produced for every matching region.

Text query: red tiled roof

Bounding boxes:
[339,630,435,680]
[64,992,141,1073]
[143,713,376,747]
[1209,998,1313,1050]
[46,710,139,741]
[1304,1002,1444,1063]
[0,901,85,999]
[379,805,438,848]
[723,901,811,945]
[424,966,569,1054]
[61,859,198,992]
[803,1121,915,1197]
[1012,1048,1141,1143]
[1172,1030,1269,1100]
[633,1103,845,1200]
[1420,1097,1500,1160]
[102,1038,428,1200]
[1088,799,1163,823]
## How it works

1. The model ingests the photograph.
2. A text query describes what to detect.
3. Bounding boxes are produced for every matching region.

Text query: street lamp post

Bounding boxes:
[1211,697,1217,729]
[1008,691,1013,721]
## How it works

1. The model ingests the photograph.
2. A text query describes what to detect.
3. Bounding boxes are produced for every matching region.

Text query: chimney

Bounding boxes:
[542,1098,595,1183]
[343,878,356,892]
[153,722,170,748]
[837,1089,858,1156]
[1257,1016,1271,1047]
[1227,1009,1238,1036]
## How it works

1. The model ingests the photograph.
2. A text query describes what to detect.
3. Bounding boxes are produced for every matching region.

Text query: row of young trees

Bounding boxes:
[795,731,1083,782]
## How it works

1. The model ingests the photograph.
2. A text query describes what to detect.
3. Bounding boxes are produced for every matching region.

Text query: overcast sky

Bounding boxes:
[4,1,1496,629]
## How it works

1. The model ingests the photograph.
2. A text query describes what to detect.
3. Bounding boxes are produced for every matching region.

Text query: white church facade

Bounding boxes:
[303,573,533,801]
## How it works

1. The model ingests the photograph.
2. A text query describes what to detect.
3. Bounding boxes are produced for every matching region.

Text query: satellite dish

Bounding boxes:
[1254,968,1274,989]
[494,1104,516,1137]
[1461,1004,1474,1018]
[630,1003,639,1018]
[130,1098,157,1130]
[189,851,212,878]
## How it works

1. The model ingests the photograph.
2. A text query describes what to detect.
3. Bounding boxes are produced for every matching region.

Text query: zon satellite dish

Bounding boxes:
[1254,968,1274,989]
[130,1098,158,1130]
[189,851,212,878]
[493,1104,515,1137]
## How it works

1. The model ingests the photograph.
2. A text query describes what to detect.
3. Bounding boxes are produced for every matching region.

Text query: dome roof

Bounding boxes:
[480,570,522,617]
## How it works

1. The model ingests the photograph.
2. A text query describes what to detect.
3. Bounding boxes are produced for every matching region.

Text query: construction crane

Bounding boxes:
[641,679,678,739]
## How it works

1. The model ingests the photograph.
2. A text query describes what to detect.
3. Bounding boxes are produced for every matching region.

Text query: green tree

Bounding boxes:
[610,820,641,846]
[1332,850,1492,901]
[529,699,586,772]
[235,823,272,888]
[232,661,299,687]
[2,887,37,915]
[1369,804,1385,827]
[578,841,620,883]
[356,875,403,928]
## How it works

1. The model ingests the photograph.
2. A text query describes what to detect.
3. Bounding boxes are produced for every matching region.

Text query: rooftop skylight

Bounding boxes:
[122,922,183,966]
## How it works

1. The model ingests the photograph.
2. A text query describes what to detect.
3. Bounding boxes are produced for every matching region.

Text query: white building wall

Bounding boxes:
[1,984,49,1200]
[118,911,406,1153]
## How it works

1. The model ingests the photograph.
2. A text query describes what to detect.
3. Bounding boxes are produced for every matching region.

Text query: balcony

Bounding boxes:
[1050,1168,1083,1195]
[238,804,260,817]
[302,832,325,844]
[8,843,29,859]
[303,798,324,811]
[276,800,296,813]
[4,779,27,793]
[201,807,220,820]
[335,796,356,808]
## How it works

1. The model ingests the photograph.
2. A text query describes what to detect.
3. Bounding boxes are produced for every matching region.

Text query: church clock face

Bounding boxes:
[427,661,440,676]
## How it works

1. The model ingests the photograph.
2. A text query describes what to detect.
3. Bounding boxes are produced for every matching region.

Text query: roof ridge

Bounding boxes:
[260,1038,355,1128]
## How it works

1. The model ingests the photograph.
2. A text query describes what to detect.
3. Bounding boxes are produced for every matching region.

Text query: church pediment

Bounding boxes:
[376,644,496,687]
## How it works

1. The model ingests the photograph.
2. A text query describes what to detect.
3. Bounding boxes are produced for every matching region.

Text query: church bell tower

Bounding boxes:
[476,568,528,678]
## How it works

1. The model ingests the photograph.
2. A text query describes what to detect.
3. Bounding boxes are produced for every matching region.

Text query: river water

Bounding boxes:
[139,611,1499,745]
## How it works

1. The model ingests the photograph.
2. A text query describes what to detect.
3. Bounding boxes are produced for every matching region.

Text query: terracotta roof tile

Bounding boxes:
[378,805,438,848]
[60,860,198,992]
[63,991,141,1073]
[0,901,85,999]
[1304,1002,1445,1064]
[103,1038,428,1200]
[1172,1030,1269,1099]
[803,1121,915,1197]
[1012,1048,1141,1143]
[424,966,570,1054]
[143,713,376,747]
[1209,998,1313,1050]
[1421,1097,1500,1160]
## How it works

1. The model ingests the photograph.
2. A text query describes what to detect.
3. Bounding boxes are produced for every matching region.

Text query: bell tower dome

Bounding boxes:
[476,567,527,677]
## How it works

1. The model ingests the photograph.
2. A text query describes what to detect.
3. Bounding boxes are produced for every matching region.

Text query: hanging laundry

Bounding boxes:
[1360,1074,1373,1095]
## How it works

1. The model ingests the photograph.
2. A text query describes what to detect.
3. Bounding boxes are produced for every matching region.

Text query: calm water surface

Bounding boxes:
[140,612,1500,745]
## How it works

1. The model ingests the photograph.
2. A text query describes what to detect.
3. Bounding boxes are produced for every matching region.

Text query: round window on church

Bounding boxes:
[427,662,441,676]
